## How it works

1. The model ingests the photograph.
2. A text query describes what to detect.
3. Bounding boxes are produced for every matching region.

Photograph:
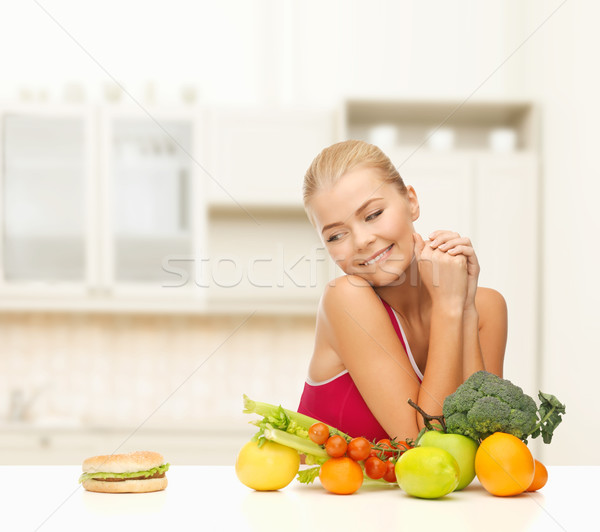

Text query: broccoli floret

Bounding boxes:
[466,396,511,439]
[444,411,478,441]
[443,370,540,442]
[443,387,483,416]
[508,407,538,440]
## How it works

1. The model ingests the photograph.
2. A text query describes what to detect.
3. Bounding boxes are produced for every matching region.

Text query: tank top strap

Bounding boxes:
[379,298,424,382]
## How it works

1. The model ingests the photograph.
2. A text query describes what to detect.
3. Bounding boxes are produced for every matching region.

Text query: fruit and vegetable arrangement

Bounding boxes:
[235,371,565,499]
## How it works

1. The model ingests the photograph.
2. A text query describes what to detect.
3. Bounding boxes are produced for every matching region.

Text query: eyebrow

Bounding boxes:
[321,197,383,235]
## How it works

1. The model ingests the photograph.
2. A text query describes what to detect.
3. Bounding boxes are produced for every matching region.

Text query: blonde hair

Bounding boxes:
[303,140,407,210]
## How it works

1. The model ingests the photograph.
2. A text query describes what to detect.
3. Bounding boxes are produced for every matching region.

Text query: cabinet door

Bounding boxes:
[101,111,206,294]
[205,210,325,305]
[0,108,94,291]
[474,154,539,396]
[388,150,474,238]
[207,108,336,206]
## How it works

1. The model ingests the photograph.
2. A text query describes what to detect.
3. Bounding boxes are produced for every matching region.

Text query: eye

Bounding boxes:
[365,209,383,222]
[326,233,343,243]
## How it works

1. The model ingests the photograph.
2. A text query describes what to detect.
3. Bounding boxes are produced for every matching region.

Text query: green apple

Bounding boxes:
[395,446,460,499]
[418,430,479,490]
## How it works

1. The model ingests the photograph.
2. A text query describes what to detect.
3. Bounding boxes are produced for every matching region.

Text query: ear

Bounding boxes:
[406,185,420,221]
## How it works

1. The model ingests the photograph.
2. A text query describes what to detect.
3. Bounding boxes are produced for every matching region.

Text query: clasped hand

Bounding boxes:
[413,230,480,312]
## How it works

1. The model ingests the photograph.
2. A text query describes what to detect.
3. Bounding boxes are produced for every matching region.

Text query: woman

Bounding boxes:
[297,140,507,442]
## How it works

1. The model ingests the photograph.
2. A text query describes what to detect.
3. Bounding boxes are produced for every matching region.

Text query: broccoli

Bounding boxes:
[441,370,565,443]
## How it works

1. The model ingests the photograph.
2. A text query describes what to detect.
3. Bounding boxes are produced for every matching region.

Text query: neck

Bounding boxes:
[374,256,431,323]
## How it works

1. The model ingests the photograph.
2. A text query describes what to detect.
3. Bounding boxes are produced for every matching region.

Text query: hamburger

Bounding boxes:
[79,451,169,493]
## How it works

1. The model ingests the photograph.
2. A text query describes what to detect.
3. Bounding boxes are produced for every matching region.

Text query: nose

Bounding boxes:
[355,228,376,251]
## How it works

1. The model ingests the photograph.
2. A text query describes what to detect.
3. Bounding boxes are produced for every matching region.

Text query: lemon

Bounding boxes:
[235,440,300,491]
[395,446,460,499]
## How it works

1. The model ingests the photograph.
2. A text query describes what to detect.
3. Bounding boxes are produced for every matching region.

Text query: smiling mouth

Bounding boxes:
[362,244,393,266]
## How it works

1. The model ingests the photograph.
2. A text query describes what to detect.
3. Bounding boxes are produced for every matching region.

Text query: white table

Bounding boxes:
[3,465,595,532]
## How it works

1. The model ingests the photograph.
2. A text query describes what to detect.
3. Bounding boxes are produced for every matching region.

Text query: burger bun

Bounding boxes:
[82,476,168,494]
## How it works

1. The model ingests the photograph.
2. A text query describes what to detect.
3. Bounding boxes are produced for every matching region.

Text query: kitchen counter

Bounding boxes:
[3,465,595,532]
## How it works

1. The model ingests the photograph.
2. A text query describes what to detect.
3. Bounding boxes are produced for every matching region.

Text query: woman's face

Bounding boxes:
[308,166,420,287]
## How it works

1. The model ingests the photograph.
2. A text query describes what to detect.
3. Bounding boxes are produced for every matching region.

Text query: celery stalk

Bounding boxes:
[243,395,321,429]
[243,394,350,439]
[262,424,329,459]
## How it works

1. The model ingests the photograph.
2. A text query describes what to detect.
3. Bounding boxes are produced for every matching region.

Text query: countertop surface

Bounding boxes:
[3,465,595,532]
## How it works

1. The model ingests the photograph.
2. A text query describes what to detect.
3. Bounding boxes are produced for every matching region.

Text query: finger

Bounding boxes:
[429,231,461,248]
[447,246,480,276]
[428,230,455,240]
[413,232,426,247]
[413,233,422,258]
[438,237,472,251]
[447,245,475,256]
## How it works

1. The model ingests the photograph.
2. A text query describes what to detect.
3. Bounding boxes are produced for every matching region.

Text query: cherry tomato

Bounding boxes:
[308,422,330,445]
[364,456,387,479]
[383,460,397,483]
[375,439,394,459]
[347,437,371,462]
[325,435,348,458]
[395,440,413,452]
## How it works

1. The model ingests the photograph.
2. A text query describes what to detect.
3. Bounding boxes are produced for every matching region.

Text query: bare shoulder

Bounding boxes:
[319,274,382,315]
[475,287,508,322]
[309,275,389,382]
[316,274,393,344]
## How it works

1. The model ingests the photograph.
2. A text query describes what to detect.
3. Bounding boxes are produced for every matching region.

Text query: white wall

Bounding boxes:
[0,0,529,105]
[0,0,596,463]
[529,1,600,465]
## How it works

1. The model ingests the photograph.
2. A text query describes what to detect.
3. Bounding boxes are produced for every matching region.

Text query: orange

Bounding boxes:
[527,459,548,492]
[475,432,535,496]
[319,457,363,495]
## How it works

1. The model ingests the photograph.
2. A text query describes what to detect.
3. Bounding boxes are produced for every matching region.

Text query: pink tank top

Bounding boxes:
[297,299,424,441]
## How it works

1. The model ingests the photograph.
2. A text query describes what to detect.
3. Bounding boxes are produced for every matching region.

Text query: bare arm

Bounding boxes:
[462,309,485,379]
[427,230,492,379]
[474,287,507,377]
[412,233,470,428]
[416,304,465,429]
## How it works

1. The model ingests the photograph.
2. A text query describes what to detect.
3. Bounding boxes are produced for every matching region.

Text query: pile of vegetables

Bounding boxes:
[241,395,412,493]
[238,371,566,498]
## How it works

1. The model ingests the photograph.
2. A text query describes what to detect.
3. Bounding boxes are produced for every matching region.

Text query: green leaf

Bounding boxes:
[531,391,566,444]
[297,466,321,484]
[79,463,170,483]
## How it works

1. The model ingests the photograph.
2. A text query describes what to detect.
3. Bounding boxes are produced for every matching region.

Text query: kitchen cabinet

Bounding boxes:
[0,104,335,314]
[0,99,540,335]
[205,206,326,306]
[0,105,206,303]
[0,105,95,295]
[199,106,337,309]
[386,150,475,237]
[98,108,208,300]
[206,107,336,207]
